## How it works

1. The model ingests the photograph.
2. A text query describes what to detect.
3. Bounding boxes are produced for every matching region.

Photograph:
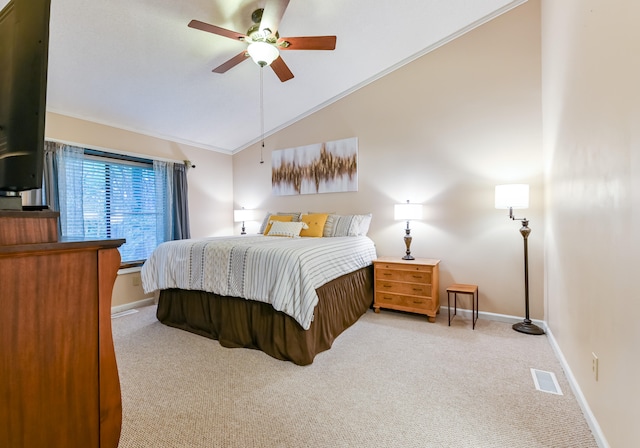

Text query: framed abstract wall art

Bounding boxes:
[271,137,358,196]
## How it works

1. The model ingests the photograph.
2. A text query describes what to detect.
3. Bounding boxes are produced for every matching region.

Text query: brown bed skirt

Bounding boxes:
[156,265,373,366]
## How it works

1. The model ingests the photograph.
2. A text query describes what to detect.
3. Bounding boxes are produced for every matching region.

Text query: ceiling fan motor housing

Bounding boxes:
[247,10,279,44]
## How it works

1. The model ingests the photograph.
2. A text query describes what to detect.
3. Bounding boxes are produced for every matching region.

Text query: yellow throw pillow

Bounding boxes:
[263,215,293,234]
[300,213,329,237]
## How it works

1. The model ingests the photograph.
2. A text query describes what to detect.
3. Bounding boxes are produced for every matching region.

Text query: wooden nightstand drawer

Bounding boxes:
[375,292,433,310]
[375,261,431,272]
[375,279,432,297]
[375,267,432,284]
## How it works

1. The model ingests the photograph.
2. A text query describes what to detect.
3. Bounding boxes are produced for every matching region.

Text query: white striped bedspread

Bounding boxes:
[141,235,378,330]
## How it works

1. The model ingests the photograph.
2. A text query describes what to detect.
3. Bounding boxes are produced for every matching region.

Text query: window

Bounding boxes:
[58,148,168,264]
[84,154,164,263]
[43,141,190,265]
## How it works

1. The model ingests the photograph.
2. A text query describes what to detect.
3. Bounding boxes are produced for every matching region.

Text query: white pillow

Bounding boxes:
[267,220,309,237]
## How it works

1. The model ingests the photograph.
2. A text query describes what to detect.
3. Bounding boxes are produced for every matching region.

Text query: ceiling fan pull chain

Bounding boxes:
[260,67,265,164]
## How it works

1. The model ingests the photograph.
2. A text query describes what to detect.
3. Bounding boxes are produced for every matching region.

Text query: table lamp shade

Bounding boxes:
[394,202,423,221]
[234,209,253,222]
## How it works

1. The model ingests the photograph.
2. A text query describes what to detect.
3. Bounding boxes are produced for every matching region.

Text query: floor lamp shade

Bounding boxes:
[495,184,529,210]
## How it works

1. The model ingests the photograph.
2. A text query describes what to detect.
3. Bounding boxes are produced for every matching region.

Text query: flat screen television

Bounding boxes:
[0,0,51,196]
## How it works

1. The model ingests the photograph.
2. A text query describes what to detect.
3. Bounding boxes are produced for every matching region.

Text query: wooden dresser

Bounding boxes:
[0,211,124,448]
[373,256,440,322]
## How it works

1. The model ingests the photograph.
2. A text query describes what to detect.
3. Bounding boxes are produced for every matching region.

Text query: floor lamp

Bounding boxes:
[495,184,545,335]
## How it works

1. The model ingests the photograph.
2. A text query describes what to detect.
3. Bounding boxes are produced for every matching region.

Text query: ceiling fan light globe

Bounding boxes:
[247,42,279,67]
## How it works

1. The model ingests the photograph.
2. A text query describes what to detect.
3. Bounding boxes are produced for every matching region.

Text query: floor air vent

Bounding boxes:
[531,368,563,395]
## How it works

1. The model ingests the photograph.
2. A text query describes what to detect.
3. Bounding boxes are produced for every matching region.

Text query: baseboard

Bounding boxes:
[439,306,547,329]
[111,297,155,315]
[441,305,607,447]
[545,327,609,448]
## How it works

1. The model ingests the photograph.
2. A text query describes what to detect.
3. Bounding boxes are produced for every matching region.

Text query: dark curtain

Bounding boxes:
[172,163,191,240]
[42,141,61,212]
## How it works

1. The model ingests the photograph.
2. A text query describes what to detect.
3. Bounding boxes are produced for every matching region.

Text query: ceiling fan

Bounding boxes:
[188,0,337,82]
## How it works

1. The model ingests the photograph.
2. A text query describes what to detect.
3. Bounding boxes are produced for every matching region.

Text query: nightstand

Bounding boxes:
[373,256,440,322]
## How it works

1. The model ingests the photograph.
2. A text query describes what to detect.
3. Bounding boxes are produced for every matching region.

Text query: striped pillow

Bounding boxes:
[324,214,372,237]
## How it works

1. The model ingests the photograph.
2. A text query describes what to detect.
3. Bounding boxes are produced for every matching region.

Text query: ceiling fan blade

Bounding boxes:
[259,0,290,36]
[188,19,246,41]
[270,56,294,82]
[278,36,337,51]
[212,51,249,73]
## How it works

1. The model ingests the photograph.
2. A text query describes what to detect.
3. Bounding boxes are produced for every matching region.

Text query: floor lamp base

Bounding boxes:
[512,320,545,335]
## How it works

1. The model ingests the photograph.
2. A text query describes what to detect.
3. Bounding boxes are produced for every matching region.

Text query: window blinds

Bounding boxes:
[66,154,165,263]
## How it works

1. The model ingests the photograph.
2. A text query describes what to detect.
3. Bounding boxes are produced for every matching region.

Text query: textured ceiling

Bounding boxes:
[3,0,526,154]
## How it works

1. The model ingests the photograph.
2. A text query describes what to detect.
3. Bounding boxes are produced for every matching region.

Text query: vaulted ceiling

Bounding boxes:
[3,0,526,154]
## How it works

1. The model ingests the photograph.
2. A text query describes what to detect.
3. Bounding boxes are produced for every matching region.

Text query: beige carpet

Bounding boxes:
[112,305,598,448]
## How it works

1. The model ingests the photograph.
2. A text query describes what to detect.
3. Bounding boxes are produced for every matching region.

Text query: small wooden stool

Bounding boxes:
[446,284,479,329]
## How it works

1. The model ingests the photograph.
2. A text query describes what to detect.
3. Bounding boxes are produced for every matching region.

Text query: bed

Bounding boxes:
[141,230,377,365]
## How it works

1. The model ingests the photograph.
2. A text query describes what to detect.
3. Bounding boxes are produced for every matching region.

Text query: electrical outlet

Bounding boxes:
[592,352,599,381]
[132,274,141,287]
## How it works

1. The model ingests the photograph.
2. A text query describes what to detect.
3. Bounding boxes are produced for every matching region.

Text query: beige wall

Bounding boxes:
[45,112,233,307]
[542,0,639,446]
[42,1,638,445]
[233,2,543,319]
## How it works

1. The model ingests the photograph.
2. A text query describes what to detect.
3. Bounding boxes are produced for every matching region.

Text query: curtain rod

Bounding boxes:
[45,138,193,167]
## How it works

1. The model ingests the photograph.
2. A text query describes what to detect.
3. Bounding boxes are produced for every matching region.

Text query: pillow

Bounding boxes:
[300,213,329,237]
[263,215,293,234]
[258,211,302,234]
[357,213,373,236]
[278,211,303,222]
[331,215,356,237]
[325,214,373,237]
[323,214,337,237]
[258,212,272,234]
[266,220,308,238]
